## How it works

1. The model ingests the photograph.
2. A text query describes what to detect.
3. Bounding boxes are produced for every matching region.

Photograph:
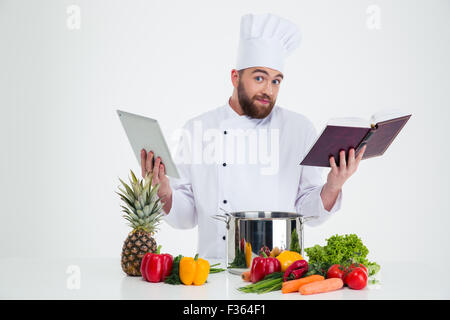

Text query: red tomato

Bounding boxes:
[350,263,368,275]
[326,264,346,280]
[345,267,368,290]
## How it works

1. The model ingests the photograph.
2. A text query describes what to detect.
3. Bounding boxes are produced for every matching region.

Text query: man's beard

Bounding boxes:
[237,81,275,119]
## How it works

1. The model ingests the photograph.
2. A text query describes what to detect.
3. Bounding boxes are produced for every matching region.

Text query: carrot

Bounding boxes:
[241,270,251,282]
[299,278,344,295]
[281,275,325,294]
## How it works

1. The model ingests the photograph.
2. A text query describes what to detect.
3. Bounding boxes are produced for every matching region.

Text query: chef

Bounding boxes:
[140,13,366,259]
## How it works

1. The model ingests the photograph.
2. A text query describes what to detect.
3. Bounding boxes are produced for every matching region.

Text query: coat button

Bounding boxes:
[224,130,227,135]
[223,200,227,204]
[222,235,226,240]
[222,163,227,167]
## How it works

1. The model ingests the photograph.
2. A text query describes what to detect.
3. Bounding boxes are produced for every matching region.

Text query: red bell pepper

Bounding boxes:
[250,252,281,283]
[140,245,173,283]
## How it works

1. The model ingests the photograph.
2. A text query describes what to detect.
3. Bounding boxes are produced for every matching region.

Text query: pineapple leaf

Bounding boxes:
[149,183,160,203]
[118,169,164,231]
[142,191,148,205]
[144,171,153,186]
[151,197,162,212]
[119,178,136,202]
[120,205,132,214]
[124,202,137,214]
[129,211,140,221]
[145,174,157,197]
[134,199,142,210]
[122,215,134,223]
[116,190,131,202]
[130,169,138,185]
[130,221,139,229]
[117,187,134,201]
[117,187,128,196]
[131,184,138,197]
[117,192,134,209]
[123,201,137,215]
[149,212,163,224]
[155,205,164,215]
[121,206,138,218]
[143,176,151,192]
[131,178,141,196]
[138,194,145,209]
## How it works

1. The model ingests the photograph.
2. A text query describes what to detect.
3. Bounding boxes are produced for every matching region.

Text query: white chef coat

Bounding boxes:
[163,101,343,259]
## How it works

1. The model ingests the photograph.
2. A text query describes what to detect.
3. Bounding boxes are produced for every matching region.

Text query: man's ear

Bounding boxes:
[231,69,240,88]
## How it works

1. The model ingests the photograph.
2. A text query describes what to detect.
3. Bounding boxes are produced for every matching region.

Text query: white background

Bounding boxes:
[0,0,449,272]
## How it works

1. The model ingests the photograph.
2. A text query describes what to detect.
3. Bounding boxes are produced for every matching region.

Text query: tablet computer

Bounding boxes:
[117,110,180,179]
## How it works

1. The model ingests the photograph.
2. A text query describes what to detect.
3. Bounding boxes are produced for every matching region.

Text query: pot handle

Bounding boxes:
[211,214,228,223]
[210,208,231,229]
[296,216,316,257]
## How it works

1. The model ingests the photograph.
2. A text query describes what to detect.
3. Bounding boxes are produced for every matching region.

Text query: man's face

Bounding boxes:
[236,66,283,119]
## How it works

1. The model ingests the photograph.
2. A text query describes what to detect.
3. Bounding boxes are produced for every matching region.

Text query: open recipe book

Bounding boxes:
[300,110,412,167]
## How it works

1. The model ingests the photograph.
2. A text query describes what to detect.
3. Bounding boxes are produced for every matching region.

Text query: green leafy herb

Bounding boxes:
[304,261,328,277]
[290,229,301,254]
[238,272,284,294]
[228,249,246,268]
[304,234,380,277]
[164,254,183,285]
[366,262,381,277]
[209,263,226,274]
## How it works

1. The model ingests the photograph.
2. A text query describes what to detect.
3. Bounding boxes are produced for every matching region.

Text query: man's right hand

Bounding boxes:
[140,149,173,213]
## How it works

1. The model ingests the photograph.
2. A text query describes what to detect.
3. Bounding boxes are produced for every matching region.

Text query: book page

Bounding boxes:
[370,109,410,125]
[327,117,370,128]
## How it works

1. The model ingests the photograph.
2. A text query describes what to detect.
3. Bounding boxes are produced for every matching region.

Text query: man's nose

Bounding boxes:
[262,81,273,97]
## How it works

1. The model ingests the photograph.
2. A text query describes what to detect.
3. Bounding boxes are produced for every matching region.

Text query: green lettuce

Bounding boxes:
[305,234,380,277]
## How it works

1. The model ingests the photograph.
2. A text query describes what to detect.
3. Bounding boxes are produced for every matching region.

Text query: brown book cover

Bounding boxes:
[300,114,412,167]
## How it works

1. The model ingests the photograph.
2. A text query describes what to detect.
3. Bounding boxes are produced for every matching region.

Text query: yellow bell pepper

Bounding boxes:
[179,254,210,285]
[270,246,281,257]
[245,242,252,268]
[276,250,304,272]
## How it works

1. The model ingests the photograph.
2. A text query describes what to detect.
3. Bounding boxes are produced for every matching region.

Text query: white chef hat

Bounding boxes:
[236,13,301,73]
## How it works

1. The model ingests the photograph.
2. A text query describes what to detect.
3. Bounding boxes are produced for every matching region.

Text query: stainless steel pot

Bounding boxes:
[212,210,312,274]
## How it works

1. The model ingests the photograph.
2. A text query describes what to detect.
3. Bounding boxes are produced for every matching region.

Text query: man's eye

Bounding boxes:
[273,79,281,85]
[255,76,263,82]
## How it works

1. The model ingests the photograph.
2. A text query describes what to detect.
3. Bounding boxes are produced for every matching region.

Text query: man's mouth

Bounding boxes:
[256,98,270,105]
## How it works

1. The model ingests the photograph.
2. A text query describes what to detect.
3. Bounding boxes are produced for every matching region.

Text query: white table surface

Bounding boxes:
[1,257,448,300]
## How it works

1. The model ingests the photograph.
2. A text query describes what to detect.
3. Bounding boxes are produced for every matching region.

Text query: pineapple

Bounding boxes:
[116,170,164,276]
